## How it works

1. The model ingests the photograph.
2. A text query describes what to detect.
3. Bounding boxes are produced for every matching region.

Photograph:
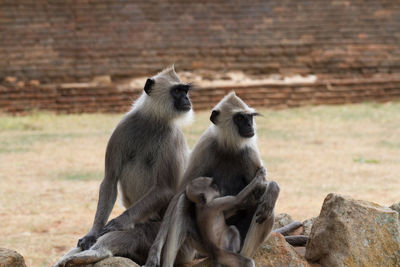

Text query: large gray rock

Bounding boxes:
[301,217,317,236]
[93,257,139,267]
[306,193,400,267]
[255,232,310,267]
[389,202,400,216]
[273,213,294,230]
[0,248,26,267]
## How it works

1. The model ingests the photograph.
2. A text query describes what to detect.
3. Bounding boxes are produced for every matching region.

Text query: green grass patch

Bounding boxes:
[58,171,103,181]
[0,112,121,132]
[0,133,84,154]
[379,140,400,150]
[353,157,381,164]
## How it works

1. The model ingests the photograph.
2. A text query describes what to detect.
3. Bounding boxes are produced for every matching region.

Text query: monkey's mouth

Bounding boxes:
[241,131,255,138]
[176,104,192,112]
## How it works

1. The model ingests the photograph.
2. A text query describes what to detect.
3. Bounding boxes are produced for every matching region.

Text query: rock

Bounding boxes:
[389,202,400,215]
[273,213,294,230]
[254,232,309,267]
[0,248,26,267]
[194,233,309,267]
[93,257,139,267]
[306,193,400,267]
[302,217,317,236]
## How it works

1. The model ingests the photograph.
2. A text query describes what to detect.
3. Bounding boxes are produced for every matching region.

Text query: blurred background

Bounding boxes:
[0,1,399,266]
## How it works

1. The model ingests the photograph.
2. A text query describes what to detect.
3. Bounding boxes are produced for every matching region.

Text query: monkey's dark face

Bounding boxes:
[170,84,192,112]
[233,112,257,138]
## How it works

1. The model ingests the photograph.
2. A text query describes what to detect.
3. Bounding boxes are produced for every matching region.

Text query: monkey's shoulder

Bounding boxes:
[109,112,176,145]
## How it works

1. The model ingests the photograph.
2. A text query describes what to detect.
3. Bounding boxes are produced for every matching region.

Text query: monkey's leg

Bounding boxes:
[144,194,190,267]
[101,186,173,235]
[221,226,241,253]
[99,222,160,265]
[63,247,112,266]
[216,250,254,267]
[173,240,197,267]
[54,247,82,267]
[63,232,129,266]
[240,181,279,257]
[162,198,195,267]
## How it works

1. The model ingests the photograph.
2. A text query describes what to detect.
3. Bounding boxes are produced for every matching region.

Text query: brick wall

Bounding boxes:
[1,0,400,82]
[2,75,400,114]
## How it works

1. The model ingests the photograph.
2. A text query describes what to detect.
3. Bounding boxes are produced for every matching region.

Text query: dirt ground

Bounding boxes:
[0,102,399,266]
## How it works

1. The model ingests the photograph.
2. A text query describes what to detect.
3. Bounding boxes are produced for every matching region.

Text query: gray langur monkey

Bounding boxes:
[185,168,278,267]
[145,92,282,267]
[55,221,161,267]
[76,66,193,251]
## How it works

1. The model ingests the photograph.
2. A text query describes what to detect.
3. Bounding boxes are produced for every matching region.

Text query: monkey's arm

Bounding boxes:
[212,167,266,211]
[77,132,125,250]
[77,169,119,250]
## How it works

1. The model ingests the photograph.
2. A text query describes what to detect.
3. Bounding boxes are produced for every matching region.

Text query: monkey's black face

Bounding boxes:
[233,112,256,138]
[170,84,192,112]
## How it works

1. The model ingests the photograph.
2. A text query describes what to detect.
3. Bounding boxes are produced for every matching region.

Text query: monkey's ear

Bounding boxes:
[199,193,207,204]
[144,78,155,95]
[210,110,220,124]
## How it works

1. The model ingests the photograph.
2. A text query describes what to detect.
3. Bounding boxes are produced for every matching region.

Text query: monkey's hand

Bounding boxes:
[256,181,280,224]
[252,183,267,201]
[255,166,267,179]
[77,233,97,250]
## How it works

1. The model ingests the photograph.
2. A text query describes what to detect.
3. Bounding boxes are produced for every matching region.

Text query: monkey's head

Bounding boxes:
[210,92,260,149]
[186,177,220,205]
[136,65,193,121]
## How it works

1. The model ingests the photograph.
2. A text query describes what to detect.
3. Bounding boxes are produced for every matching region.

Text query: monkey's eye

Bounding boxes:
[235,114,244,122]
[175,89,180,94]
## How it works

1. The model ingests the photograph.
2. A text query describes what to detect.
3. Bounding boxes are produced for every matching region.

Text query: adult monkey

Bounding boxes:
[77,66,193,250]
[145,92,280,267]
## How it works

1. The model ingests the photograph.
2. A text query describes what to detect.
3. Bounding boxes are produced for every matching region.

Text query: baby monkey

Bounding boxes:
[185,167,279,267]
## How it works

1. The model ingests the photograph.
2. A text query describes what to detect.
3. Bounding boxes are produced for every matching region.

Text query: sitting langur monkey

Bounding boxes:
[145,92,281,266]
[185,169,278,267]
[76,66,193,250]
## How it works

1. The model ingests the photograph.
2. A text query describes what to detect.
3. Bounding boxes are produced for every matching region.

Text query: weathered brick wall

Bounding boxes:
[2,75,399,114]
[1,0,400,82]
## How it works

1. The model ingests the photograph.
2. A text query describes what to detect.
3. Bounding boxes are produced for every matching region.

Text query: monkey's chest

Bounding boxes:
[205,159,249,196]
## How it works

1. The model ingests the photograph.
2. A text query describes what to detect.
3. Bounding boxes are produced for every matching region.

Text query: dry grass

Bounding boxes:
[0,102,399,266]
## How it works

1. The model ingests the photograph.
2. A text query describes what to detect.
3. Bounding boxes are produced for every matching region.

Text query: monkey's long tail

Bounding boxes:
[273,221,308,247]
